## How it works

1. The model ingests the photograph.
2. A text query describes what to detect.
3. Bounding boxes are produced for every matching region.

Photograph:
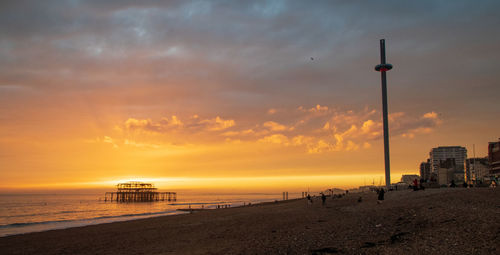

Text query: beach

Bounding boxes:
[0,188,498,254]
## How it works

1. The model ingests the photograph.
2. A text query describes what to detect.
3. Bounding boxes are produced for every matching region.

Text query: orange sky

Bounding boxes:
[1,1,499,192]
[0,103,493,191]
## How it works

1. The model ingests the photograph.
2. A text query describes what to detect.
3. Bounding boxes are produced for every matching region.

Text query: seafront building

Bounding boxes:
[429,146,467,183]
[419,159,431,181]
[437,158,457,186]
[465,157,490,182]
[401,174,419,185]
[488,139,500,176]
[358,185,378,192]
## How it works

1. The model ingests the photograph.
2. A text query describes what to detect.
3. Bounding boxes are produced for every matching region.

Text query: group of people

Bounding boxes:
[306,191,348,206]
[306,176,499,208]
[412,178,426,191]
[305,189,388,206]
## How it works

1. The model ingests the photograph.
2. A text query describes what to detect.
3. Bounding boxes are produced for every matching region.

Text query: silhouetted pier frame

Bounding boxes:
[104,182,177,202]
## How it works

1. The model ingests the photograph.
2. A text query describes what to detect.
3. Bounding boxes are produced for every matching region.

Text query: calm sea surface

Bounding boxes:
[0,192,297,237]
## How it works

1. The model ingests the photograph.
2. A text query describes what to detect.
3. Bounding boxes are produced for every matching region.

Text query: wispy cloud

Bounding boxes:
[123,115,235,134]
[103,106,442,153]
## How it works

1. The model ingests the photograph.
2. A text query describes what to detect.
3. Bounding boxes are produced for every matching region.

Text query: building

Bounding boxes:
[429,146,467,183]
[437,158,456,186]
[466,157,490,182]
[489,139,500,175]
[358,185,378,192]
[401,174,420,185]
[419,159,431,181]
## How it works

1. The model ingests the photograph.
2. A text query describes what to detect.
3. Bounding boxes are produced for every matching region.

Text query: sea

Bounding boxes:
[0,192,298,237]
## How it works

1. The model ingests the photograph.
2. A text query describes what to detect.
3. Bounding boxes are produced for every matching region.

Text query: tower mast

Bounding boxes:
[375,39,393,188]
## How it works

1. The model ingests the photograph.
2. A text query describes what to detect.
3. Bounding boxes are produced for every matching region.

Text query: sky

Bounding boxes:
[1,0,499,192]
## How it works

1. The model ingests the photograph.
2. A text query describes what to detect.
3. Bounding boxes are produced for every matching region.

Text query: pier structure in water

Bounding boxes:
[104,181,177,202]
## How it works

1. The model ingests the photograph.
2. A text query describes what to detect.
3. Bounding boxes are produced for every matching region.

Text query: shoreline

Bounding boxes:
[0,196,290,238]
[1,188,499,254]
[0,210,186,238]
[0,194,287,238]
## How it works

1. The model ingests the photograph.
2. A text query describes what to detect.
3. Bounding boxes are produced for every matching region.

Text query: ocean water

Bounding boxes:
[0,192,296,237]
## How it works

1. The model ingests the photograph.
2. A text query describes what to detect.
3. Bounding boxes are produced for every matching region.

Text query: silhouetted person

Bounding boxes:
[345,190,349,195]
[321,193,326,206]
[377,188,385,204]
[413,179,419,191]
[358,196,362,203]
[450,180,456,188]
[307,194,312,205]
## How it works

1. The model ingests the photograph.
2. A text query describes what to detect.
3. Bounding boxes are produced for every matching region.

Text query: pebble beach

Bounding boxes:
[0,188,498,254]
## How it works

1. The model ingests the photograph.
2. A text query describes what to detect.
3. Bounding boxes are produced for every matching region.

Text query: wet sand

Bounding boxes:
[1,188,499,254]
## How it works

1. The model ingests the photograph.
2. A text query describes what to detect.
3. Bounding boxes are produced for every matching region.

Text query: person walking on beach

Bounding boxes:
[307,194,312,205]
[413,179,419,191]
[377,188,385,204]
[321,193,326,206]
[419,178,426,190]
[450,180,457,188]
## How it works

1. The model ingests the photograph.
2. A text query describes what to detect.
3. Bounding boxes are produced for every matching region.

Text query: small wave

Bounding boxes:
[0,209,103,219]
[59,210,87,214]
[0,219,72,229]
[169,202,230,206]
[0,210,178,229]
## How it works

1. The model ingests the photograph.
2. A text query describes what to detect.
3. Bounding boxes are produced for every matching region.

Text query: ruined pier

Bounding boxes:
[104,181,177,202]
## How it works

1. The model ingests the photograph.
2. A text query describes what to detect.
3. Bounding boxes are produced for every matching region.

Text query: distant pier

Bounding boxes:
[104,181,177,202]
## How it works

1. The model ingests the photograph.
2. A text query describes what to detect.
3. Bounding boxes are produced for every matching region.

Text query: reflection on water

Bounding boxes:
[0,192,300,237]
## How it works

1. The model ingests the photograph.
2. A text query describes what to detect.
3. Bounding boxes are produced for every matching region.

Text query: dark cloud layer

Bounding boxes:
[1,0,500,116]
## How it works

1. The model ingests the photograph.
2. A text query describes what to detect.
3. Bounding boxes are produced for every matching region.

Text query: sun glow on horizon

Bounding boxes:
[0,173,413,193]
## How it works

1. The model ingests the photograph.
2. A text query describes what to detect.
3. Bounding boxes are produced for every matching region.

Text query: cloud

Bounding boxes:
[114,106,443,153]
[291,135,313,146]
[258,134,289,145]
[124,116,183,133]
[102,136,119,148]
[263,121,288,131]
[388,111,442,138]
[0,1,498,113]
[265,106,443,153]
[222,129,255,137]
[123,115,235,134]
[200,116,235,131]
[267,108,277,115]
[124,139,161,149]
[308,104,329,113]
[125,118,156,131]
[1,1,497,148]
[423,111,439,120]
[363,142,372,149]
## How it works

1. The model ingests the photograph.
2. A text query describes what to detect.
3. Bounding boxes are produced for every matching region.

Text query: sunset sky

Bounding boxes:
[1,1,499,192]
